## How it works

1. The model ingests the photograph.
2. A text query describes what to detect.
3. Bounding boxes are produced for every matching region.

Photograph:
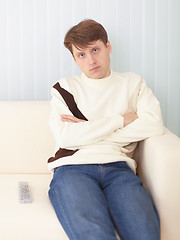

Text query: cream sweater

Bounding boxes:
[48,71,164,173]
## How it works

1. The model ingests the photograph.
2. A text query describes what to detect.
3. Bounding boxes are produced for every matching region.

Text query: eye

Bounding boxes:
[79,53,85,58]
[93,48,98,53]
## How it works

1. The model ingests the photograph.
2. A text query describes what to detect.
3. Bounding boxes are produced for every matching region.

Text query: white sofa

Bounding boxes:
[0,101,180,240]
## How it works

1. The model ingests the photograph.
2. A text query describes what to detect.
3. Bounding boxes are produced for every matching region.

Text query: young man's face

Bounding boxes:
[72,40,112,79]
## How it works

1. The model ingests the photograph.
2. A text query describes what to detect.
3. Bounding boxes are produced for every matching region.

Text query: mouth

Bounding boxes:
[90,66,100,71]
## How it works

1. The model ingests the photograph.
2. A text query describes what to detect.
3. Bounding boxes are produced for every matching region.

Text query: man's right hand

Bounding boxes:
[123,112,138,127]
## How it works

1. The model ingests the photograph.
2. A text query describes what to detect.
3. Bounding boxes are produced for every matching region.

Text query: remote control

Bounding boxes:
[19,182,32,203]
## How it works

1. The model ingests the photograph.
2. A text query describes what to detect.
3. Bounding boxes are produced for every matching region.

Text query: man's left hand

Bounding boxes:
[61,115,86,123]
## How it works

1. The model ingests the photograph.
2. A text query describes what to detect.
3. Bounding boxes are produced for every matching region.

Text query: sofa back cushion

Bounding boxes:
[0,101,55,173]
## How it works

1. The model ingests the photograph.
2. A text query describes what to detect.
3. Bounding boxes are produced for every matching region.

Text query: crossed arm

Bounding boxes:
[50,78,164,149]
[61,112,138,127]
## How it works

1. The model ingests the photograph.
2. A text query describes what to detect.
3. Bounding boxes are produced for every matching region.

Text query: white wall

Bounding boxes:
[0,0,180,137]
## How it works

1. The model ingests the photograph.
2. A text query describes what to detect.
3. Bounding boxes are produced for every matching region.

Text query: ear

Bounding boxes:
[106,40,112,54]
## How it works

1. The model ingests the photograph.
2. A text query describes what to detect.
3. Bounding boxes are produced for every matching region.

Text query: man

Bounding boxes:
[48,19,164,240]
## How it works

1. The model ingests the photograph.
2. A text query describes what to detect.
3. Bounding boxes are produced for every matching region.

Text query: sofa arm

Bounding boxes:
[137,128,180,240]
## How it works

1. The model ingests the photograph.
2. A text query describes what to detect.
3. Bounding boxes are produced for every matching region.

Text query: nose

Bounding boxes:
[87,53,96,65]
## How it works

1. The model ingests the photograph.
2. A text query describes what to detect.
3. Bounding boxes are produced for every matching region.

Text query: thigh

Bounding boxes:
[49,165,118,240]
[103,163,160,240]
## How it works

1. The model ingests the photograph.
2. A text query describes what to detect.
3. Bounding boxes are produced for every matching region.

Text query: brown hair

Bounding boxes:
[64,19,108,55]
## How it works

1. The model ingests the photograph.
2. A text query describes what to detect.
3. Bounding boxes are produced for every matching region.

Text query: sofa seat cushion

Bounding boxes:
[0,174,69,240]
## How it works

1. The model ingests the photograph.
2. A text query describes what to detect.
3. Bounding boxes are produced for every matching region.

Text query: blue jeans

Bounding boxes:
[49,161,160,240]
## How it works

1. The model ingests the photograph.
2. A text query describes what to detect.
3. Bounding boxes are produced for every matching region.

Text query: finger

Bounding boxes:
[61,115,86,123]
[61,115,75,120]
[61,115,79,123]
[61,118,77,123]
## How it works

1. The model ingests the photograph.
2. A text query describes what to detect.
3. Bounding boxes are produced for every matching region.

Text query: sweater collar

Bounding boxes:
[81,70,114,88]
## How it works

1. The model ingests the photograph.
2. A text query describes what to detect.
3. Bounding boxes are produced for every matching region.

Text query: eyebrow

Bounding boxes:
[74,50,84,57]
[75,45,99,54]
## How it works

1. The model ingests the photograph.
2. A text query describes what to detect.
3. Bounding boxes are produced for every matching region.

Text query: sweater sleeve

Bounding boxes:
[105,78,164,144]
[49,88,124,149]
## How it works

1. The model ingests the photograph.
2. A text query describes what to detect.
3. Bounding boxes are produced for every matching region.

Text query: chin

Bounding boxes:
[88,71,105,79]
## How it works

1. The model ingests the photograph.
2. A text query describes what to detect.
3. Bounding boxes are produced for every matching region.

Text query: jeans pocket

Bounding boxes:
[114,161,129,169]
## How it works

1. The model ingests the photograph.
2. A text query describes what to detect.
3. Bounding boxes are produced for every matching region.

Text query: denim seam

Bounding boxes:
[99,165,104,186]
[122,173,142,240]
